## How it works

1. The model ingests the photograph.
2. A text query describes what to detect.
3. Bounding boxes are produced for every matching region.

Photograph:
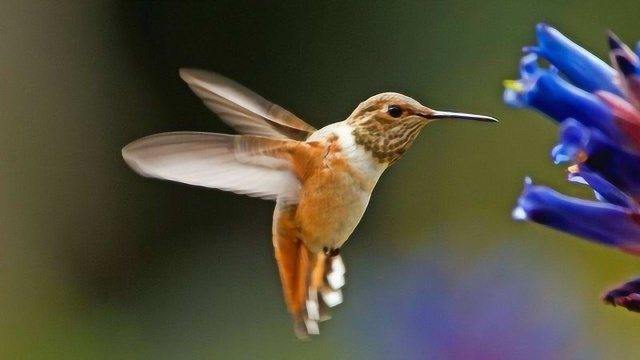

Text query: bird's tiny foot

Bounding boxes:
[322,247,340,257]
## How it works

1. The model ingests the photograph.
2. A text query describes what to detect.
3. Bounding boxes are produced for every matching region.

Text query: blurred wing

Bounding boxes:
[122,132,300,202]
[180,69,317,140]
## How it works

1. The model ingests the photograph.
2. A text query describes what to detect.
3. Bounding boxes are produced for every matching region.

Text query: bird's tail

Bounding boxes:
[294,253,346,338]
[272,204,346,339]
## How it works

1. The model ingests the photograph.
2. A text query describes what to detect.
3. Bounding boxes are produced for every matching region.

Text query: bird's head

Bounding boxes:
[346,92,497,165]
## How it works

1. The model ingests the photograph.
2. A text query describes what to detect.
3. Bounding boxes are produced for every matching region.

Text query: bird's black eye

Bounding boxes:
[387,105,403,118]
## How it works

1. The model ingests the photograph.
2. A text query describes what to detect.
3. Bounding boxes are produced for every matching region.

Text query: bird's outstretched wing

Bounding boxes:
[122,132,301,202]
[180,69,317,140]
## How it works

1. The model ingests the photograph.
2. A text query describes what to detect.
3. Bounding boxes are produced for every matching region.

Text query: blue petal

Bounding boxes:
[503,87,526,108]
[608,32,640,75]
[568,171,637,209]
[580,135,640,199]
[529,73,608,126]
[514,70,624,141]
[529,23,622,96]
[551,118,640,198]
[520,53,542,78]
[513,178,640,250]
[503,54,540,108]
[551,119,587,164]
[608,31,625,52]
[614,53,640,77]
[551,144,571,164]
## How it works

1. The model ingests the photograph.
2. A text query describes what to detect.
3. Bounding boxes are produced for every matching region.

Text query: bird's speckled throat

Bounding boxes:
[350,112,427,166]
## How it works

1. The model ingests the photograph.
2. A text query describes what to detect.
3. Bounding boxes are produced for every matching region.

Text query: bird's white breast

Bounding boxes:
[298,122,388,251]
[307,121,387,186]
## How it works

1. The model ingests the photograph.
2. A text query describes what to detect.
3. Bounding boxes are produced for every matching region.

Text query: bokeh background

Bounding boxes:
[3,1,640,359]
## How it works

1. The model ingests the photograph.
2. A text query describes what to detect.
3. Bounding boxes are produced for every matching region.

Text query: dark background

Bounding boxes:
[3,1,640,358]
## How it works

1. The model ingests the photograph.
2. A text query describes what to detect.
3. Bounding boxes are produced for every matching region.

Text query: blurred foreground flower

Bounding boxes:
[504,23,640,312]
[347,242,591,360]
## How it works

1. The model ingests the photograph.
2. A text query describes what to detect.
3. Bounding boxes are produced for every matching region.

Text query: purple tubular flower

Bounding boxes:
[608,33,640,109]
[505,24,640,313]
[530,74,613,131]
[613,52,638,76]
[526,23,622,96]
[504,55,624,142]
[595,91,640,147]
[613,57,640,109]
[552,119,640,198]
[568,171,637,209]
[551,119,585,164]
[513,178,640,255]
[607,32,640,76]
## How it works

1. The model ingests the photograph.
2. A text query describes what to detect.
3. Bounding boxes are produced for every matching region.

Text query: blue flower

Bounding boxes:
[513,177,640,254]
[552,119,640,199]
[526,23,621,96]
[504,24,640,313]
[503,55,624,143]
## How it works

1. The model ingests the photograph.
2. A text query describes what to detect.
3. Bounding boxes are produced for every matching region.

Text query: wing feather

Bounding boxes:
[179,69,316,140]
[122,132,300,202]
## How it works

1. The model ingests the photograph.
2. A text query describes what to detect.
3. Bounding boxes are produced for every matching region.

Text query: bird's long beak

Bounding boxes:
[421,110,498,123]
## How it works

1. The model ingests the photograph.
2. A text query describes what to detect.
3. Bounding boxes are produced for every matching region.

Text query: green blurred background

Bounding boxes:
[3,1,640,359]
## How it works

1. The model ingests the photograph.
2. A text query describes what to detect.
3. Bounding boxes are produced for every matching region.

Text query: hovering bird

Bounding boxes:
[122,69,497,338]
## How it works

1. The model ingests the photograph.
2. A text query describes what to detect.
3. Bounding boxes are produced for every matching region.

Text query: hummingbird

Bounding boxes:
[122,69,497,339]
